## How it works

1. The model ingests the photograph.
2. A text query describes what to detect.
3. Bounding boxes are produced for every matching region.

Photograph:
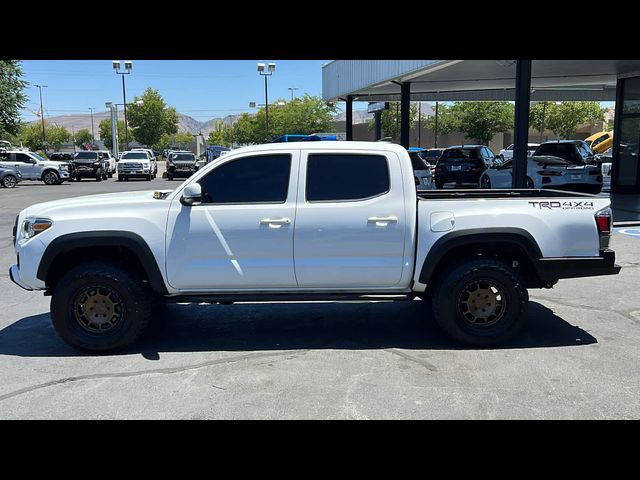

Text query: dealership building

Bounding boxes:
[322,60,640,197]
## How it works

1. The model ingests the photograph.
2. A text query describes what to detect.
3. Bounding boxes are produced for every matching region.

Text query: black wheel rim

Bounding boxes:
[457,280,507,327]
[73,285,125,334]
[3,176,16,187]
[481,176,490,188]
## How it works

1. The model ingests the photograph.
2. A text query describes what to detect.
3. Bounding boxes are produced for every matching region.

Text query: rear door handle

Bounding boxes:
[368,216,398,225]
[260,218,291,227]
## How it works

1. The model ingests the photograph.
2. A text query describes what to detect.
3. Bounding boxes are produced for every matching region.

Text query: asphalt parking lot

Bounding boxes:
[1,176,639,419]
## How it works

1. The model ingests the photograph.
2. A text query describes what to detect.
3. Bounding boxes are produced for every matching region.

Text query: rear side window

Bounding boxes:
[306,153,390,202]
[409,152,428,170]
[198,154,291,204]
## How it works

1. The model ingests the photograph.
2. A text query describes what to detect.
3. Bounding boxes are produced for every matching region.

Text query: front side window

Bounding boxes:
[306,153,390,202]
[198,154,291,204]
[15,153,35,163]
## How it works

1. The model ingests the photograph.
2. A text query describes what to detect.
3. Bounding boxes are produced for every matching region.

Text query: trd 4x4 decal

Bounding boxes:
[528,201,595,210]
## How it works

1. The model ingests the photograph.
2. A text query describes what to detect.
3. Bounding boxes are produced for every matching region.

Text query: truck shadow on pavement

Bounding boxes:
[0,300,597,358]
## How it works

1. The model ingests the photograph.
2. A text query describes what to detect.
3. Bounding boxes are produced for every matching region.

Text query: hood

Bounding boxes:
[120,158,150,163]
[22,190,172,218]
[42,160,69,167]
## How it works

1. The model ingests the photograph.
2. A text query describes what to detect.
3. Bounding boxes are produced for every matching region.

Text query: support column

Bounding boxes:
[374,111,382,140]
[610,77,624,193]
[346,95,353,141]
[400,82,411,148]
[512,60,532,189]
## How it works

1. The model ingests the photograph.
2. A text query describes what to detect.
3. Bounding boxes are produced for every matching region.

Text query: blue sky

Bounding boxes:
[20,60,333,121]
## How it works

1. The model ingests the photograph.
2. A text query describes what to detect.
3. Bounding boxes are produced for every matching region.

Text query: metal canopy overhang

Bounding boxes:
[322,60,640,102]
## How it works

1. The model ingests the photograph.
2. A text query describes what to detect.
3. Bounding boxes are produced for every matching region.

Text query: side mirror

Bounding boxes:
[180,183,202,206]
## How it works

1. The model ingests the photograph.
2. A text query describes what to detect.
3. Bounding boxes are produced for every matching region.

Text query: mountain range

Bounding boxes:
[37,105,407,139]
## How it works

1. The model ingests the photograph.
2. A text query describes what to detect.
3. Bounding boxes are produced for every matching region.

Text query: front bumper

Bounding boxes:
[9,264,34,290]
[73,165,101,177]
[536,249,621,281]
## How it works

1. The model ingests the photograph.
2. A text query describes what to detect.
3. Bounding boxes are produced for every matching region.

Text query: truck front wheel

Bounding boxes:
[50,261,153,352]
[431,257,529,346]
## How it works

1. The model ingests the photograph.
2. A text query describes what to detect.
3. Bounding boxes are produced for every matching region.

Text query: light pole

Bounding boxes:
[88,107,96,147]
[71,125,76,153]
[105,102,120,158]
[113,60,133,149]
[417,102,422,147]
[434,101,439,148]
[288,87,298,102]
[34,84,48,153]
[257,62,276,141]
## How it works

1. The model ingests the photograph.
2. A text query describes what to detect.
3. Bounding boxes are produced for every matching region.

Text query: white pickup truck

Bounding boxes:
[9,142,620,352]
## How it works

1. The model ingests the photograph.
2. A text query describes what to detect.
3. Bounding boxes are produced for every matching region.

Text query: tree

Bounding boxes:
[425,102,514,145]
[0,60,28,139]
[74,128,93,148]
[47,124,71,150]
[126,88,178,148]
[98,118,127,151]
[228,95,337,145]
[19,121,70,151]
[367,103,419,142]
[207,121,235,147]
[529,101,606,139]
[268,94,337,140]
[173,131,194,149]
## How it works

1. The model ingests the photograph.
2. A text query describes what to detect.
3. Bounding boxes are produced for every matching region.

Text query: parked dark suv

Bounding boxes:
[531,140,599,166]
[434,145,497,189]
[166,151,198,180]
[71,151,109,182]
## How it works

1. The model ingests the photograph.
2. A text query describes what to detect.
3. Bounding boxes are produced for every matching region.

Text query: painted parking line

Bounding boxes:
[615,227,640,239]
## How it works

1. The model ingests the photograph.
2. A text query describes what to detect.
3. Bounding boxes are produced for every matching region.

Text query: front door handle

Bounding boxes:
[368,216,398,225]
[260,218,291,227]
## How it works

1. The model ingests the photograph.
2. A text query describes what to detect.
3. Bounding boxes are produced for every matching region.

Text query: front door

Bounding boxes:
[165,152,299,291]
[294,150,408,288]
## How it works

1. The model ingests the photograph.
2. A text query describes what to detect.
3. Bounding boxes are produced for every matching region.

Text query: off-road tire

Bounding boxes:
[431,257,529,346]
[50,261,153,352]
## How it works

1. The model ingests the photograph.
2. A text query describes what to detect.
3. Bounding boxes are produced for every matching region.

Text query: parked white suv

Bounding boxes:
[117,150,157,181]
[499,143,540,161]
[0,149,71,185]
[98,150,116,176]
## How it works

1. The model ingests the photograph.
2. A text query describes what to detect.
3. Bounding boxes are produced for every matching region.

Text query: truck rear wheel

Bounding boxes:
[50,261,153,352]
[431,257,529,346]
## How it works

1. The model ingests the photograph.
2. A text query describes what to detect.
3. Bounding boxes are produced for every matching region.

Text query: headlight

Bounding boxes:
[142,164,150,170]
[22,217,52,239]
[93,162,101,167]
[59,164,68,171]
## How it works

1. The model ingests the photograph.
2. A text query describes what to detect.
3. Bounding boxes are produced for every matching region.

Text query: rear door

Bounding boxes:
[294,150,408,288]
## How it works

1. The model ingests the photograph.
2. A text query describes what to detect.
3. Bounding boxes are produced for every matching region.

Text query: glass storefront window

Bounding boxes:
[618,117,640,186]
[622,77,640,114]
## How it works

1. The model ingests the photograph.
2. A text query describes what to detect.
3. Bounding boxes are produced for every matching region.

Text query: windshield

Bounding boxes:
[121,152,148,159]
[441,148,479,160]
[173,154,195,161]
[75,152,98,160]
[31,152,47,162]
[424,150,442,158]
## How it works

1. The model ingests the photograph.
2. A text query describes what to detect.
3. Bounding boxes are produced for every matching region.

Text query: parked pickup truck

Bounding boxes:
[9,142,621,352]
